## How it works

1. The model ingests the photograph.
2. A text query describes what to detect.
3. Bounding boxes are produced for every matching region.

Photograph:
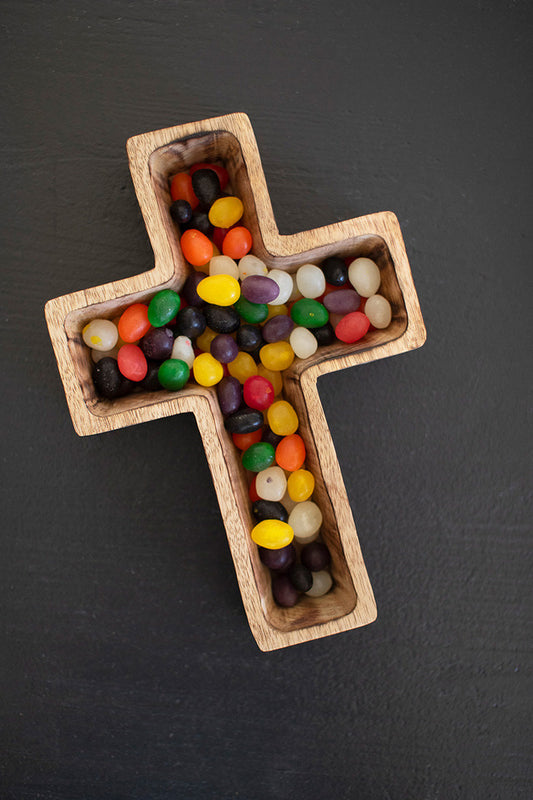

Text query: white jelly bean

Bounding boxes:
[364,294,392,328]
[289,326,318,359]
[256,466,287,502]
[82,319,119,352]
[266,269,294,305]
[238,254,268,280]
[209,255,239,280]
[305,570,333,597]
[348,257,381,297]
[296,264,326,299]
[288,500,322,543]
[171,335,195,367]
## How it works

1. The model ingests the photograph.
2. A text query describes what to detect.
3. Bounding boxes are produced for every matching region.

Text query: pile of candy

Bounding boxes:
[85,161,393,607]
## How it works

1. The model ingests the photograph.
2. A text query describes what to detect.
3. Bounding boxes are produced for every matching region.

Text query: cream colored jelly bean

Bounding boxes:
[296,264,326,299]
[348,257,381,297]
[266,269,294,305]
[364,294,392,328]
[289,327,318,359]
[238,254,268,280]
[256,466,287,502]
[209,254,239,280]
[171,335,195,367]
[82,319,119,351]
[305,570,333,597]
[288,500,323,543]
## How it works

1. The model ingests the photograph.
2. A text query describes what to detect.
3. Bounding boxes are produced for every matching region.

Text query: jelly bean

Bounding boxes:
[259,341,294,372]
[258,543,295,570]
[224,407,264,434]
[232,429,263,450]
[262,314,294,343]
[183,209,213,238]
[267,400,299,436]
[209,255,239,280]
[217,376,242,416]
[118,303,151,343]
[335,311,370,343]
[290,298,329,329]
[176,306,206,339]
[266,269,293,305]
[241,275,280,304]
[157,358,190,390]
[170,199,192,226]
[320,255,348,286]
[364,294,392,328]
[257,365,283,396]
[252,500,289,524]
[251,519,293,549]
[92,357,132,399]
[275,434,306,471]
[141,360,163,391]
[323,289,361,315]
[191,169,222,208]
[210,333,239,364]
[189,162,229,190]
[204,304,241,334]
[238,254,268,280]
[140,326,174,360]
[192,352,224,386]
[234,296,268,324]
[242,442,275,472]
[181,271,207,307]
[288,563,313,592]
[289,326,318,359]
[296,264,326,299]
[261,425,284,449]
[301,542,331,572]
[171,335,195,367]
[243,375,275,411]
[272,573,299,607]
[228,351,257,383]
[287,469,315,502]
[249,474,260,502]
[305,570,333,597]
[255,466,287,502]
[82,319,118,352]
[222,226,252,259]
[181,229,214,267]
[197,274,240,307]
[208,196,244,228]
[213,226,230,251]
[196,326,218,352]
[312,323,336,347]
[288,501,323,544]
[117,344,148,382]
[147,289,181,327]
[170,172,199,209]
[236,324,264,353]
[348,257,381,297]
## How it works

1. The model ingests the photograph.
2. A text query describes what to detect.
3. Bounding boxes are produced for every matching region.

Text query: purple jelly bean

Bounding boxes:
[323,289,361,315]
[216,376,242,416]
[241,275,280,304]
[210,334,239,364]
[182,271,206,307]
[262,314,295,343]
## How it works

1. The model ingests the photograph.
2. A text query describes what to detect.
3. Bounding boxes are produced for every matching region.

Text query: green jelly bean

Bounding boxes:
[290,298,329,328]
[241,442,275,472]
[234,295,269,324]
[148,289,181,327]
[158,358,189,390]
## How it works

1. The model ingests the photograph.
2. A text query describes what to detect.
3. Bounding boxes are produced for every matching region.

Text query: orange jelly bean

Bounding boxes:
[117,303,151,343]
[170,172,199,209]
[275,434,306,472]
[181,229,214,267]
[232,429,263,450]
[222,226,253,259]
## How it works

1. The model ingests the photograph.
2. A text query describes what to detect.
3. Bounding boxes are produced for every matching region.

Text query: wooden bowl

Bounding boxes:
[45,113,426,651]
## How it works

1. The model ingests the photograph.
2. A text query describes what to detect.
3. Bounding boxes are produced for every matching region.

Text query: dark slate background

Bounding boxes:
[1,2,531,798]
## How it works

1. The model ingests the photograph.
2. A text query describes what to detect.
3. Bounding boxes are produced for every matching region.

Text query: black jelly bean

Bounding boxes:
[169,199,192,226]
[236,324,264,353]
[272,573,300,607]
[191,169,222,208]
[140,359,164,391]
[262,426,284,448]
[288,563,313,592]
[301,542,331,572]
[176,306,206,339]
[140,327,174,360]
[252,500,288,524]
[224,407,264,434]
[182,272,206,308]
[182,208,213,237]
[312,322,336,347]
[320,256,348,286]
[216,376,242,416]
[258,543,296,571]
[204,304,240,334]
[92,357,132,399]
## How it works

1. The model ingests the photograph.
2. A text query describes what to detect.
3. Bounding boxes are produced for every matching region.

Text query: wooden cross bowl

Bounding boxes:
[45,113,426,651]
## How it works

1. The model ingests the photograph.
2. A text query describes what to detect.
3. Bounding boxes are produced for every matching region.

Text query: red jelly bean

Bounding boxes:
[335,311,370,343]
[189,162,229,190]
[118,303,151,343]
[170,173,199,209]
[249,474,260,503]
[117,344,148,381]
[213,226,230,251]
[222,226,252,259]
[181,229,214,267]
[243,375,275,411]
[275,434,306,472]
[232,429,263,450]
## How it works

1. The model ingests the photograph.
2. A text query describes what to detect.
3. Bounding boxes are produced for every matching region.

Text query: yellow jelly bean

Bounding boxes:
[196,327,218,352]
[257,365,283,397]
[193,353,224,386]
[208,196,244,229]
[251,520,294,549]
[263,303,289,322]
[228,351,257,383]
[287,469,315,502]
[267,400,299,436]
[197,274,241,306]
[259,341,294,372]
